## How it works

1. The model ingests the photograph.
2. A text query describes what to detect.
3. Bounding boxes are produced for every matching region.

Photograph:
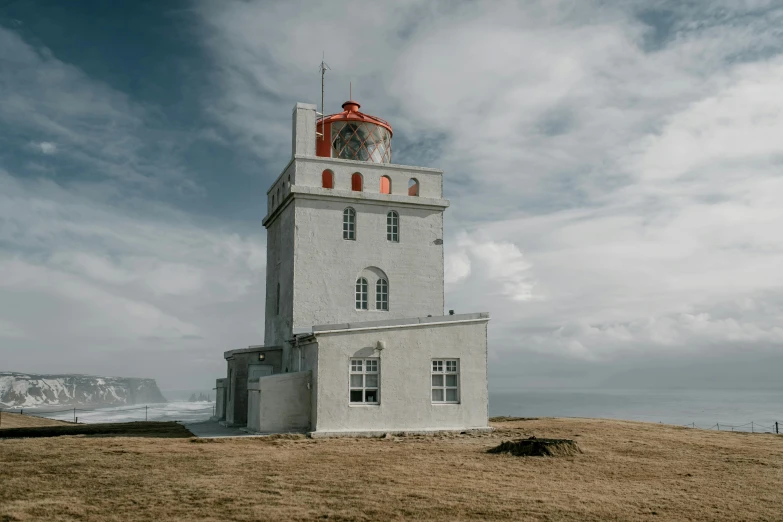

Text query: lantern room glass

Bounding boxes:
[331,122,392,164]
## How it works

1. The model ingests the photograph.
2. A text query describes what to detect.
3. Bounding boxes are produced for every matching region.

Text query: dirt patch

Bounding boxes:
[3,418,783,521]
[488,436,582,457]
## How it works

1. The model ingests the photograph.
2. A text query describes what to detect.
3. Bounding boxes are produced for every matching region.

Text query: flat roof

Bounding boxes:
[296,312,490,337]
[223,344,283,360]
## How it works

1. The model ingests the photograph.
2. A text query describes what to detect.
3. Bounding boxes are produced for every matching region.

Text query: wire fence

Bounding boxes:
[0,403,216,426]
[681,421,780,434]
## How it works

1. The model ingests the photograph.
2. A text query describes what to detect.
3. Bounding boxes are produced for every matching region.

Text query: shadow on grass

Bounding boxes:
[0,421,194,439]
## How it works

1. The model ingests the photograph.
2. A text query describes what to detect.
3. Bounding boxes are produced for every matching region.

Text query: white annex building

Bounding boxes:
[213,100,490,436]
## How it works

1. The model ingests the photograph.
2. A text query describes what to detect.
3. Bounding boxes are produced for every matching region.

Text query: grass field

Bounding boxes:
[0,412,70,429]
[0,412,191,439]
[1,417,782,521]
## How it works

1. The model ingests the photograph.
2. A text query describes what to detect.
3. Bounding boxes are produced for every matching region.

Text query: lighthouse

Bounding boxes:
[217,99,490,436]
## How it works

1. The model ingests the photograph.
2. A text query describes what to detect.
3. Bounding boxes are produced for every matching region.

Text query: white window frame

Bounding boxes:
[431,359,459,404]
[355,277,368,310]
[343,207,356,240]
[386,210,399,242]
[375,278,388,311]
[349,358,379,405]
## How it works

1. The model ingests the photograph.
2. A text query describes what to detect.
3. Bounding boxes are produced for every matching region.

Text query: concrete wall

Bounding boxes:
[247,371,312,433]
[263,191,296,350]
[293,155,444,200]
[312,316,489,434]
[214,378,227,421]
[286,195,445,330]
[225,348,283,426]
[292,103,316,157]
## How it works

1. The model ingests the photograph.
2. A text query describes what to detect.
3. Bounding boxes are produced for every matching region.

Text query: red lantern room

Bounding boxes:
[316,100,393,163]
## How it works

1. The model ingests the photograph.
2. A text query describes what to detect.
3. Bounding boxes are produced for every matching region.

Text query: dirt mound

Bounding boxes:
[487,436,581,457]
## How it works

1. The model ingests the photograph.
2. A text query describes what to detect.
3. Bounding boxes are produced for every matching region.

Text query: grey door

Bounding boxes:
[248,364,274,380]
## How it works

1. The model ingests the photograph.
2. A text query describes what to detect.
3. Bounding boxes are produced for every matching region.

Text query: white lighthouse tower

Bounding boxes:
[217,99,489,436]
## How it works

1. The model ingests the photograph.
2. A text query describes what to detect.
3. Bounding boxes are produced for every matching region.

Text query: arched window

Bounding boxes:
[376,278,388,311]
[380,175,391,194]
[322,169,333,189]
[408,178,419,196]
[355,277,368,310]
[272,194,275,207]
[343,207,356,240]
[356,267,388,312]
[352,172,363,192]
[277,187,281,201]
[386,211,399,242]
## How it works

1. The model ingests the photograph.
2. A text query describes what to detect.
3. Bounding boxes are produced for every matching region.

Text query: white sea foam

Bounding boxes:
[25,401,214,424]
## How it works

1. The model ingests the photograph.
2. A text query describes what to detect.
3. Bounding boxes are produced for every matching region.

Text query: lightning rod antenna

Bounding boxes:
[318,53,330,141]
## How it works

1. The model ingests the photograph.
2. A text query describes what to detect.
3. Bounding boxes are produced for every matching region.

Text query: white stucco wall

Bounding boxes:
[288,195,446,329]
[311,315,489,434]
[264,196,296,351]
[247,371,312,433]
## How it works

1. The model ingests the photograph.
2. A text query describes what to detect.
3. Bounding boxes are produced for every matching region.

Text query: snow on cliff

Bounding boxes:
[0,372,167,408]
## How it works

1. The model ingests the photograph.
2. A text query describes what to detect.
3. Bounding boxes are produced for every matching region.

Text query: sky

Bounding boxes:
[1,0,782,391]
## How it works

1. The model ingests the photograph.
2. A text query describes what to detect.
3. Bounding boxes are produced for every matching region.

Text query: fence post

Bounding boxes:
[776,422,779,434]
[717,423,720,430]
[145,405,148,422]
[751,422,754,433]
[0,409,2,429]
[73,408,76,423]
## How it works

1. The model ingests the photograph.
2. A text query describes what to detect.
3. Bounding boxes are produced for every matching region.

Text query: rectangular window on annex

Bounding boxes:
[350,358,379,404]
[431,359,459,403]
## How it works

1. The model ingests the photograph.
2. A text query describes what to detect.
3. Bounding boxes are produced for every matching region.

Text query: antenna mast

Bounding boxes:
[318,53,330,141]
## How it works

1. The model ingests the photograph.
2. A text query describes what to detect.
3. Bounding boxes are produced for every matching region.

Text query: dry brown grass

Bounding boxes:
[1,418,782,521]
[0,412,69,429]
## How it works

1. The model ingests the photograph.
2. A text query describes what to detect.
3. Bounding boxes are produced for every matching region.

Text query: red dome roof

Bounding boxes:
[318,100,393,136]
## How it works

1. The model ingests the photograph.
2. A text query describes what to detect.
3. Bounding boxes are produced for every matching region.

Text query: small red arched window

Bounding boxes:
[322,170,333,189]
[351,173,363,192]
[380,175,391,194]
[408,178,419,196]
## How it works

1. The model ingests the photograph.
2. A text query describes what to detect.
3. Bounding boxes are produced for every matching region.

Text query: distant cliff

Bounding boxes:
[0,372,167,408]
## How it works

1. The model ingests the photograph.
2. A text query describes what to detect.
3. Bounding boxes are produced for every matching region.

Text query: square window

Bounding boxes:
[349,358,380,405]
[432,359,460,404]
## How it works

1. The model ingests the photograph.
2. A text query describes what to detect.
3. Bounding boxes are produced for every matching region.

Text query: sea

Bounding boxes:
[12,388,783,433]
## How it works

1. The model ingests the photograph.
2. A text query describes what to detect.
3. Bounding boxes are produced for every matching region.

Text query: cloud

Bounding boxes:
[446,233,535,302]
[192,0,783,372]
[2,1,783,390]
[0,27,196,194]
[31,141,57,155]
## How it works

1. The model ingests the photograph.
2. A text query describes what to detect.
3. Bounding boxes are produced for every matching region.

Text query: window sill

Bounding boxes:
[349,403,380,407]
[432,402,461,405]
